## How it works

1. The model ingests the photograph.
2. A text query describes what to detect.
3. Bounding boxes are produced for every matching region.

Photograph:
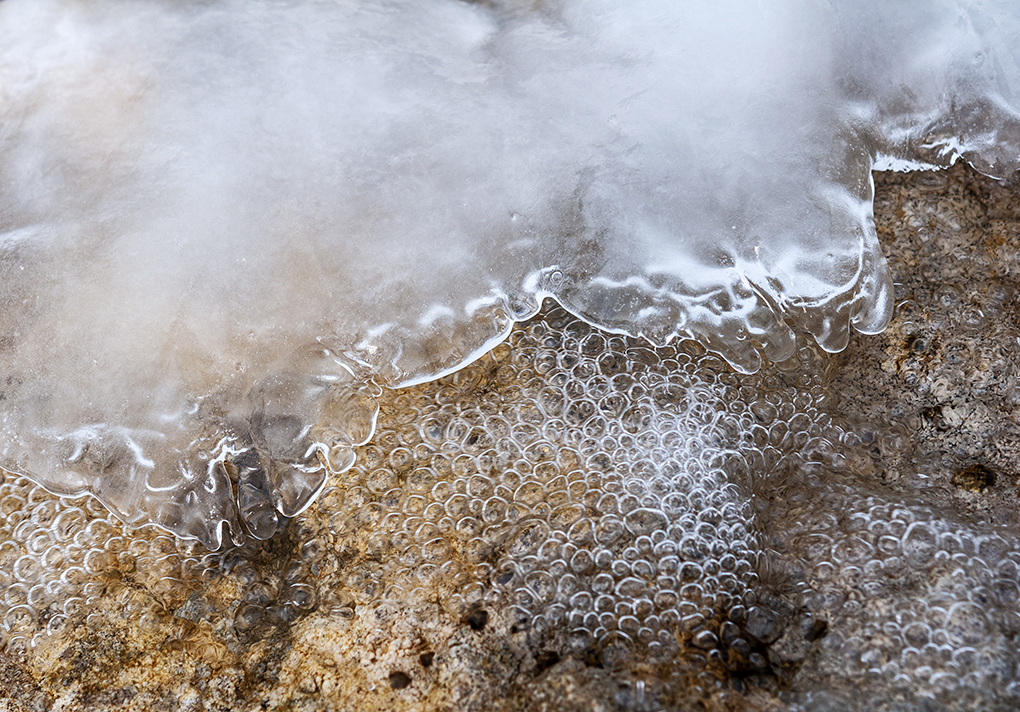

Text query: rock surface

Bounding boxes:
[0,164,1019,711]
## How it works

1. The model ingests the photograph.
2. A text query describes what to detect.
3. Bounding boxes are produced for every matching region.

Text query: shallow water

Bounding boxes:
[6,169,1020,709]
[0,0,1018,545]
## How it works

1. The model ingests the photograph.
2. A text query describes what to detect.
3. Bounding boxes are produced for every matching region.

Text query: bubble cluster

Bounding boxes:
[1,164,1019,712]
[0,304,841,707]
[765,478,1020,709]
[0,477,195,656]
[313,308,782,666]
[8,0,1020,548]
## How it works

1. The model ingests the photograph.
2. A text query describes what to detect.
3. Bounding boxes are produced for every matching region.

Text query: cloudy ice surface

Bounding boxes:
[0,0,1018,547]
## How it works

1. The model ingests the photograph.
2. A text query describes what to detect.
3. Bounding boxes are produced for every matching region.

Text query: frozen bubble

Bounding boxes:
[0,0,1018,543]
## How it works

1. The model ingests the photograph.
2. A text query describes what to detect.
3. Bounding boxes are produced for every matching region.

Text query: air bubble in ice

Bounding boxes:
[0,0,1018,544]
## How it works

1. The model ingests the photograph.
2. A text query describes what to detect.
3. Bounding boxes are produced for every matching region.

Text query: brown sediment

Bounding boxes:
[0,164,1019,710]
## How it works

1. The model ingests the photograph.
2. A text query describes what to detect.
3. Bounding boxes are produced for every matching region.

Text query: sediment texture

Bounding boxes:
[0,165,1019,711]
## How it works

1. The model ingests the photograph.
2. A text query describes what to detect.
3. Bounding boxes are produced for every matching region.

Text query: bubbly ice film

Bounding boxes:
[0,0,1018,546]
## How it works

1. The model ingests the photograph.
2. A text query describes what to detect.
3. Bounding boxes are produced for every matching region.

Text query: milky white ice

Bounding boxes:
[0,0,1017,546]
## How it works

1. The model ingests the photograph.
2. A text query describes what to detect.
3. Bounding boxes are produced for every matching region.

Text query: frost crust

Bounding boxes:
[0,0,1018,544]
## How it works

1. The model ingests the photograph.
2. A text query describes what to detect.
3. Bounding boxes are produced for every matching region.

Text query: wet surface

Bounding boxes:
[0,165,1019,711]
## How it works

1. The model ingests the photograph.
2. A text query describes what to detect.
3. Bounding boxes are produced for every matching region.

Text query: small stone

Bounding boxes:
[464,609,488,631]
[745,606,785,645]
[389,671,412,690]
[951,464,997,492]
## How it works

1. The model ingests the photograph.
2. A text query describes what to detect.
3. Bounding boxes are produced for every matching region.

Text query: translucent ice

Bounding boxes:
[0,0,1017,546]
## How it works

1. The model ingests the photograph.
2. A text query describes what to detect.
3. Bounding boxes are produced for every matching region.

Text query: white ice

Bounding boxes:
[0,0,1017,546]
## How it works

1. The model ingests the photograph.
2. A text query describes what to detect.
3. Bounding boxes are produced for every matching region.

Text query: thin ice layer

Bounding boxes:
[0,0,1017,546]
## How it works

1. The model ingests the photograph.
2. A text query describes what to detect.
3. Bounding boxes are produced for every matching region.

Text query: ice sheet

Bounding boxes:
[0,0,1017,546]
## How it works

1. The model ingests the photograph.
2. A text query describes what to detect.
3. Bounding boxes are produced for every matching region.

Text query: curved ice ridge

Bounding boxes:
[0,0,1018,546]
